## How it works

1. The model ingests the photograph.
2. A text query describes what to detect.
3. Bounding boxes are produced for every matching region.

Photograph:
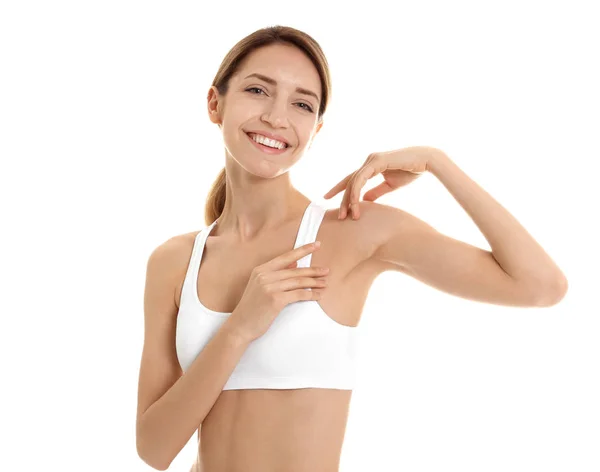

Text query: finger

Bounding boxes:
[341,167,369,219]
[342,169,364,219]
[340,183,353,219]
[339,196,348,219]
[362,181,393,201]
[323,173,352,200]
[339,180,352,219]
[339,181,354,219]
[349,168,375,218]
[269,242,320,270]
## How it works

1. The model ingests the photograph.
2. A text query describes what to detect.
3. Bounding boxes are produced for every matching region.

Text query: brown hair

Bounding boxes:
[204,25,332,226]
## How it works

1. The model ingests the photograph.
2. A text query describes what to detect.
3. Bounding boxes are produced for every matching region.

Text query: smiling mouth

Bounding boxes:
[245,132,291,150]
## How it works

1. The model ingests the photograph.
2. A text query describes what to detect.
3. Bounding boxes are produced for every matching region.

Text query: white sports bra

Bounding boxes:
[175,201,360,390]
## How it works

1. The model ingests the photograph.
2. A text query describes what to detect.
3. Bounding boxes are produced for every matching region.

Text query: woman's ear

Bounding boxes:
[308,120,323,150]
[207,86,223,125]
[315,120,323,135]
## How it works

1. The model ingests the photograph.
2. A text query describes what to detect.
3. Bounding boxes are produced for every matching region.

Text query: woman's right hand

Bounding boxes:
[225,241,329,343]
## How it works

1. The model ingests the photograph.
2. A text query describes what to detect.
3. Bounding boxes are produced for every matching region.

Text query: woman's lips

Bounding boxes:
[246,132,290,155]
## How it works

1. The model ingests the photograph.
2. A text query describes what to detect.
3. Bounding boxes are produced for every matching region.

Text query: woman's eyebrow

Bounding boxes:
[244,73,319,103]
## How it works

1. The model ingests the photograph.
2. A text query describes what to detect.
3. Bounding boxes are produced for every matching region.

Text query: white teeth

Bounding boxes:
[249,133,287,150]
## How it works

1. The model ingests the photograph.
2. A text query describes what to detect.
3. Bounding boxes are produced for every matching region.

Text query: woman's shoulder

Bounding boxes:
[319,200,388,254]
[148,229,205,273]
[150,230,205,309]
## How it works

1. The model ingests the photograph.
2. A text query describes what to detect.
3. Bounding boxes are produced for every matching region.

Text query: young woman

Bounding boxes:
[135,25,568,472]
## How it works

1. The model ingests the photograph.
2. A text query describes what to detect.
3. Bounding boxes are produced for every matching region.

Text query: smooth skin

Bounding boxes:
[136,41,568,472]
[325,146,568,306]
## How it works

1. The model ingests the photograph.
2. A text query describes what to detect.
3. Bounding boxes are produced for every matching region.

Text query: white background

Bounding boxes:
[1,1,598,471]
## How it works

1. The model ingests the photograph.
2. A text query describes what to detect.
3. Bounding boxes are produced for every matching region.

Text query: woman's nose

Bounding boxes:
[261,100,290,128]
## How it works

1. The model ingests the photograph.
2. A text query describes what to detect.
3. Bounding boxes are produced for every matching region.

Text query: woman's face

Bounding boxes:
[208,43,323,178]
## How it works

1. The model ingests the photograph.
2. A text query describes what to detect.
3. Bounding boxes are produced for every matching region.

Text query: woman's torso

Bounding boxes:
[174,200,383,471]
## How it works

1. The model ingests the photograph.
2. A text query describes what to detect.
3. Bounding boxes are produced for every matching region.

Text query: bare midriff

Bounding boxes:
[191,388,352,472]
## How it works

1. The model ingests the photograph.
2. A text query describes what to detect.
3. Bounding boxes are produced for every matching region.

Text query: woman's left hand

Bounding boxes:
[323,146,444,219]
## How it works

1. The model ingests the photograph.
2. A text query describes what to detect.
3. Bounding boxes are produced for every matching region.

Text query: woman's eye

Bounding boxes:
[297,103,314,113]
[245,87,313,113]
